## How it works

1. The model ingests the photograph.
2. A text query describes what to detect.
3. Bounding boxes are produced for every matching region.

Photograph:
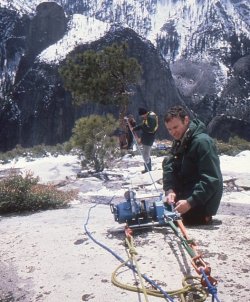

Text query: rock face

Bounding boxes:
[0,3,69,150]
[2,18,184,150]
[170,54,250,139]
[0,1,250,151]
[219,55,250,122]
[171,55,250,124]
[15,2,67,82]
[207,115,250,142]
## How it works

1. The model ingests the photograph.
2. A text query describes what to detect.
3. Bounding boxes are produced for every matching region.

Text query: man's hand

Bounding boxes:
[175,200,191,214]
[165,191,176,205]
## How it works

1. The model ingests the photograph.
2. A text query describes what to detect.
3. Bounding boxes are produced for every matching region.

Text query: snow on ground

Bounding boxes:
[1,150,250,204]
[0,154,81,183]
[2,151,250,182]
[219,150,250,174]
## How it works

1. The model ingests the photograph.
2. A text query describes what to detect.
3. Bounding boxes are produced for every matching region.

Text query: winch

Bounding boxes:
[110,190,180,228]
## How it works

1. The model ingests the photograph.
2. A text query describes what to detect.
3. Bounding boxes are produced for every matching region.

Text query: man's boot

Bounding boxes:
[148,158,152,171]
[141,163,148,174]
[141,159,151,174]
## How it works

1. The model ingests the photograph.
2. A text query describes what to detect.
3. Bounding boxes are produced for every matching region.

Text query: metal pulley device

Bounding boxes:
[110,190,180,228]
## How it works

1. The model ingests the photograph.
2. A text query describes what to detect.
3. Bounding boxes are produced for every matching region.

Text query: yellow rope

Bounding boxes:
[125,236,150,302]
[112,263,207,301]
[111,235,208,302]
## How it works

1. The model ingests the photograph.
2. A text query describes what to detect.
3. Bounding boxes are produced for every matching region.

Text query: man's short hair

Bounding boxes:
[164,105,189,123]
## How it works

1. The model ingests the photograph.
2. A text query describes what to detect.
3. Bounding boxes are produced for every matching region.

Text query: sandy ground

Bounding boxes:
[0,154,250,302]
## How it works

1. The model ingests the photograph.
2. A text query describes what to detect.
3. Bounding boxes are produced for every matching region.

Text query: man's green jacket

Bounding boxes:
[162,119,223,216]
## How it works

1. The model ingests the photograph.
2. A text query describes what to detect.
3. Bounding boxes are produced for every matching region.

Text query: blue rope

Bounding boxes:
[83,202,175,302]
[200,268,221,302]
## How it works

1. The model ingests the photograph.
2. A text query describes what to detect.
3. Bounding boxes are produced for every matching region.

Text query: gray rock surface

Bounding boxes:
[0,154,249,302]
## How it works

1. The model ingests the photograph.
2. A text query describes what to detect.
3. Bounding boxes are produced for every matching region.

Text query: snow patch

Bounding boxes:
[38,14,111,64]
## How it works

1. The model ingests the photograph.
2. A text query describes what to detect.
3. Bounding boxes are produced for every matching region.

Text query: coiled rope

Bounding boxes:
[112,232,208,302]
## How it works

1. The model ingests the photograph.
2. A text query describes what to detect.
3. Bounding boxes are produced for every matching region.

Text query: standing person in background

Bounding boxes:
[163,105,223,225]
[133,107,158,173]
[118,114,136,150]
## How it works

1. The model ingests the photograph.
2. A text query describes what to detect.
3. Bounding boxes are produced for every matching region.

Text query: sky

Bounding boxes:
[0,151,249,204]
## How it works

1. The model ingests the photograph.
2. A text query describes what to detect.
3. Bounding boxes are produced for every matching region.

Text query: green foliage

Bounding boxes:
[228,136,250,150]
[59,42,142,112]
[71,114,120,172]
[0,143,74,164]
[215,136,250,156]
[151,148,171,157]
[0,171,76,214]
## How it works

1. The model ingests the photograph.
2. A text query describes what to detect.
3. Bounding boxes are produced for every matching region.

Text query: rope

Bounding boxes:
[167,220,197,258]
[200,269,221,302]
[167,220,222,302]
[112,259,208,301]
[125,236,150,302]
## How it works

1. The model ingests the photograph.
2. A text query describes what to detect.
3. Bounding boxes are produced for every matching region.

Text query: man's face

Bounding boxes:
[165,116,189,140]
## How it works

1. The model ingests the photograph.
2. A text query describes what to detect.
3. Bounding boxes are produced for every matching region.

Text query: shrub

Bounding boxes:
[151,148,171,157]
[0,171,76,214]
[215,141,236,156]
[228,136,250,150]
[0,143,74,163]
[215,136,250,156]
[71,114,120,172]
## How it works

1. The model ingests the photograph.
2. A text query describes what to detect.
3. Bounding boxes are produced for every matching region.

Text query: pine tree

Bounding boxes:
[59,42,142,151]
[59,42,142,116]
